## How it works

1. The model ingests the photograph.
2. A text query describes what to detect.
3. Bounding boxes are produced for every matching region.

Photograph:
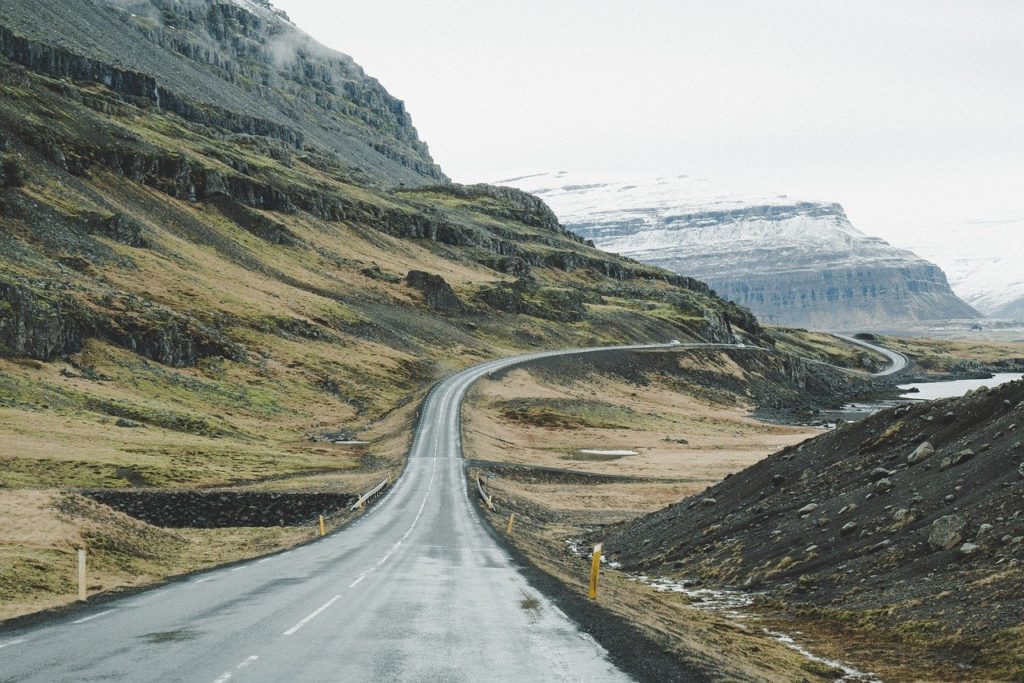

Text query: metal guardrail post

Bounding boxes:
[476,476,495,511]
[350,477,390,511]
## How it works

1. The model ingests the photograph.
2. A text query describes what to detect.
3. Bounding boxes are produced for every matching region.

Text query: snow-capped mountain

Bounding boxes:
[500,172,980,330]
[885,217,1024,320]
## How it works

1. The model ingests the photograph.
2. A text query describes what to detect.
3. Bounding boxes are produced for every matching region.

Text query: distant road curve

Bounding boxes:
[832,333,910,376]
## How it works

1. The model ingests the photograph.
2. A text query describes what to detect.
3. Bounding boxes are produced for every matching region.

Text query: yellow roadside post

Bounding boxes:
[506,513,516,534]
[318,515,326,537]
[77,548,87,601]
[588,543,603,600]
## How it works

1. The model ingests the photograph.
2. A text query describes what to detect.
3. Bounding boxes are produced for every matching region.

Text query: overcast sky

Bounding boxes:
[273,1,1023,244]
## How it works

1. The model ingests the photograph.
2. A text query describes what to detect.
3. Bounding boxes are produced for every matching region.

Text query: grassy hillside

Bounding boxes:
[0,0,770,620]
[0,41,761,495]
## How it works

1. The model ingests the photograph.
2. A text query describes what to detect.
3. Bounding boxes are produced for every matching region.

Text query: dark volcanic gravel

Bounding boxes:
[604,379,1024,639]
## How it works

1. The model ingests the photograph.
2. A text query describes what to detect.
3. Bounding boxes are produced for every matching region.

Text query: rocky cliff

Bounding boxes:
[0,0,445,187]
[503,173,980,330]
[887,217,1024,321]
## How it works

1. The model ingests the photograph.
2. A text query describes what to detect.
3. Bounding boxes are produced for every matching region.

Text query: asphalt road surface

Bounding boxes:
[0,339,904,682]
[832,334,910,376]
[1,343,689,682]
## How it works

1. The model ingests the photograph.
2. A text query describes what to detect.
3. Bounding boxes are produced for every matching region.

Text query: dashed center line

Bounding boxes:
[348,447,438,589]
[213,654,260,682]
[72,610,114,624]
[282,594,342,636]
[0,638,26,650]
[237,655,259,669]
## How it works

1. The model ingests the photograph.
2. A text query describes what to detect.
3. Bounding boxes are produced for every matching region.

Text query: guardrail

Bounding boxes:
[350,476,390,511]
[476,476,496,511]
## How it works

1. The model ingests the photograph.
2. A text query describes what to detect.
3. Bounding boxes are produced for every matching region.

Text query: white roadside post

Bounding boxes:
[77,548,87,601]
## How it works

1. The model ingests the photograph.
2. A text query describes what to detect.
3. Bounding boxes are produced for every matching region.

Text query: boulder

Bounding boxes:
[939,449,975,471]
[797,503,818,517]
[958,542,980,557]
[908,441,935,464]
[870,467,893,481]
[405,270,464,312]
[874,478,893,493]
[929,514,966,550]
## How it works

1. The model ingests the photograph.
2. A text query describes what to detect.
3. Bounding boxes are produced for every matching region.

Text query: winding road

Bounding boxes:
[832,334,909,376]
[0,337,902,681]
[1,344,685,682]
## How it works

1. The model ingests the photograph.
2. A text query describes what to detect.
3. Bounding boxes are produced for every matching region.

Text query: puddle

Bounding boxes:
[140,629,200,644]
[519,597,540,611]
[565,449,637,461]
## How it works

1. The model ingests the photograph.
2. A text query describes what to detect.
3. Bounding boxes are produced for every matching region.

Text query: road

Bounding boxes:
[0,338,904,682]
[1,343,691,682]
[832,334,909,376]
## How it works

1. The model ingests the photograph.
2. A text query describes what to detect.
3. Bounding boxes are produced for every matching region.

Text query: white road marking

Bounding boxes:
[237,655,259,669]
[194,577,213,583]
[348,454,437,589]
[72,610,114,624]
[229,566,247,572]
[282,594,342,636]
[257,557,274,564]
[0,638,26,650]
[213,672,232,683]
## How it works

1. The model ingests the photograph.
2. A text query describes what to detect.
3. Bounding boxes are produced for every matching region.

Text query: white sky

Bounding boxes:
[273,1,1023,244]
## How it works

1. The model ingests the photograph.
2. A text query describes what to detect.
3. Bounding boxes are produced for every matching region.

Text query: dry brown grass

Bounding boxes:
[465,366,815,496]
[462,362,841,680]
[0,490,313,622]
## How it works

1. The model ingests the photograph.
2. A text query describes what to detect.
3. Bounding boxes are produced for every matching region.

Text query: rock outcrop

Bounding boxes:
[85,489,356,527]
[0,0,445,186]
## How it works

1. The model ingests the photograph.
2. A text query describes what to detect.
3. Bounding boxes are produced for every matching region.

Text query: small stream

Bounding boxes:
[631,575,879,682]
[566,538,879,681]
[820,372,1023,426]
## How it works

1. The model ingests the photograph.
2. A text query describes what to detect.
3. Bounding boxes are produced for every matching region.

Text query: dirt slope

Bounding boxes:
[605,379,1024,679]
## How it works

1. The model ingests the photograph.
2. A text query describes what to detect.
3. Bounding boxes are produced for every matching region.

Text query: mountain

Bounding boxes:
[0,0,764,499]
[886,217,1024,320]
[0,0,445,187]
[501,172,980,330]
